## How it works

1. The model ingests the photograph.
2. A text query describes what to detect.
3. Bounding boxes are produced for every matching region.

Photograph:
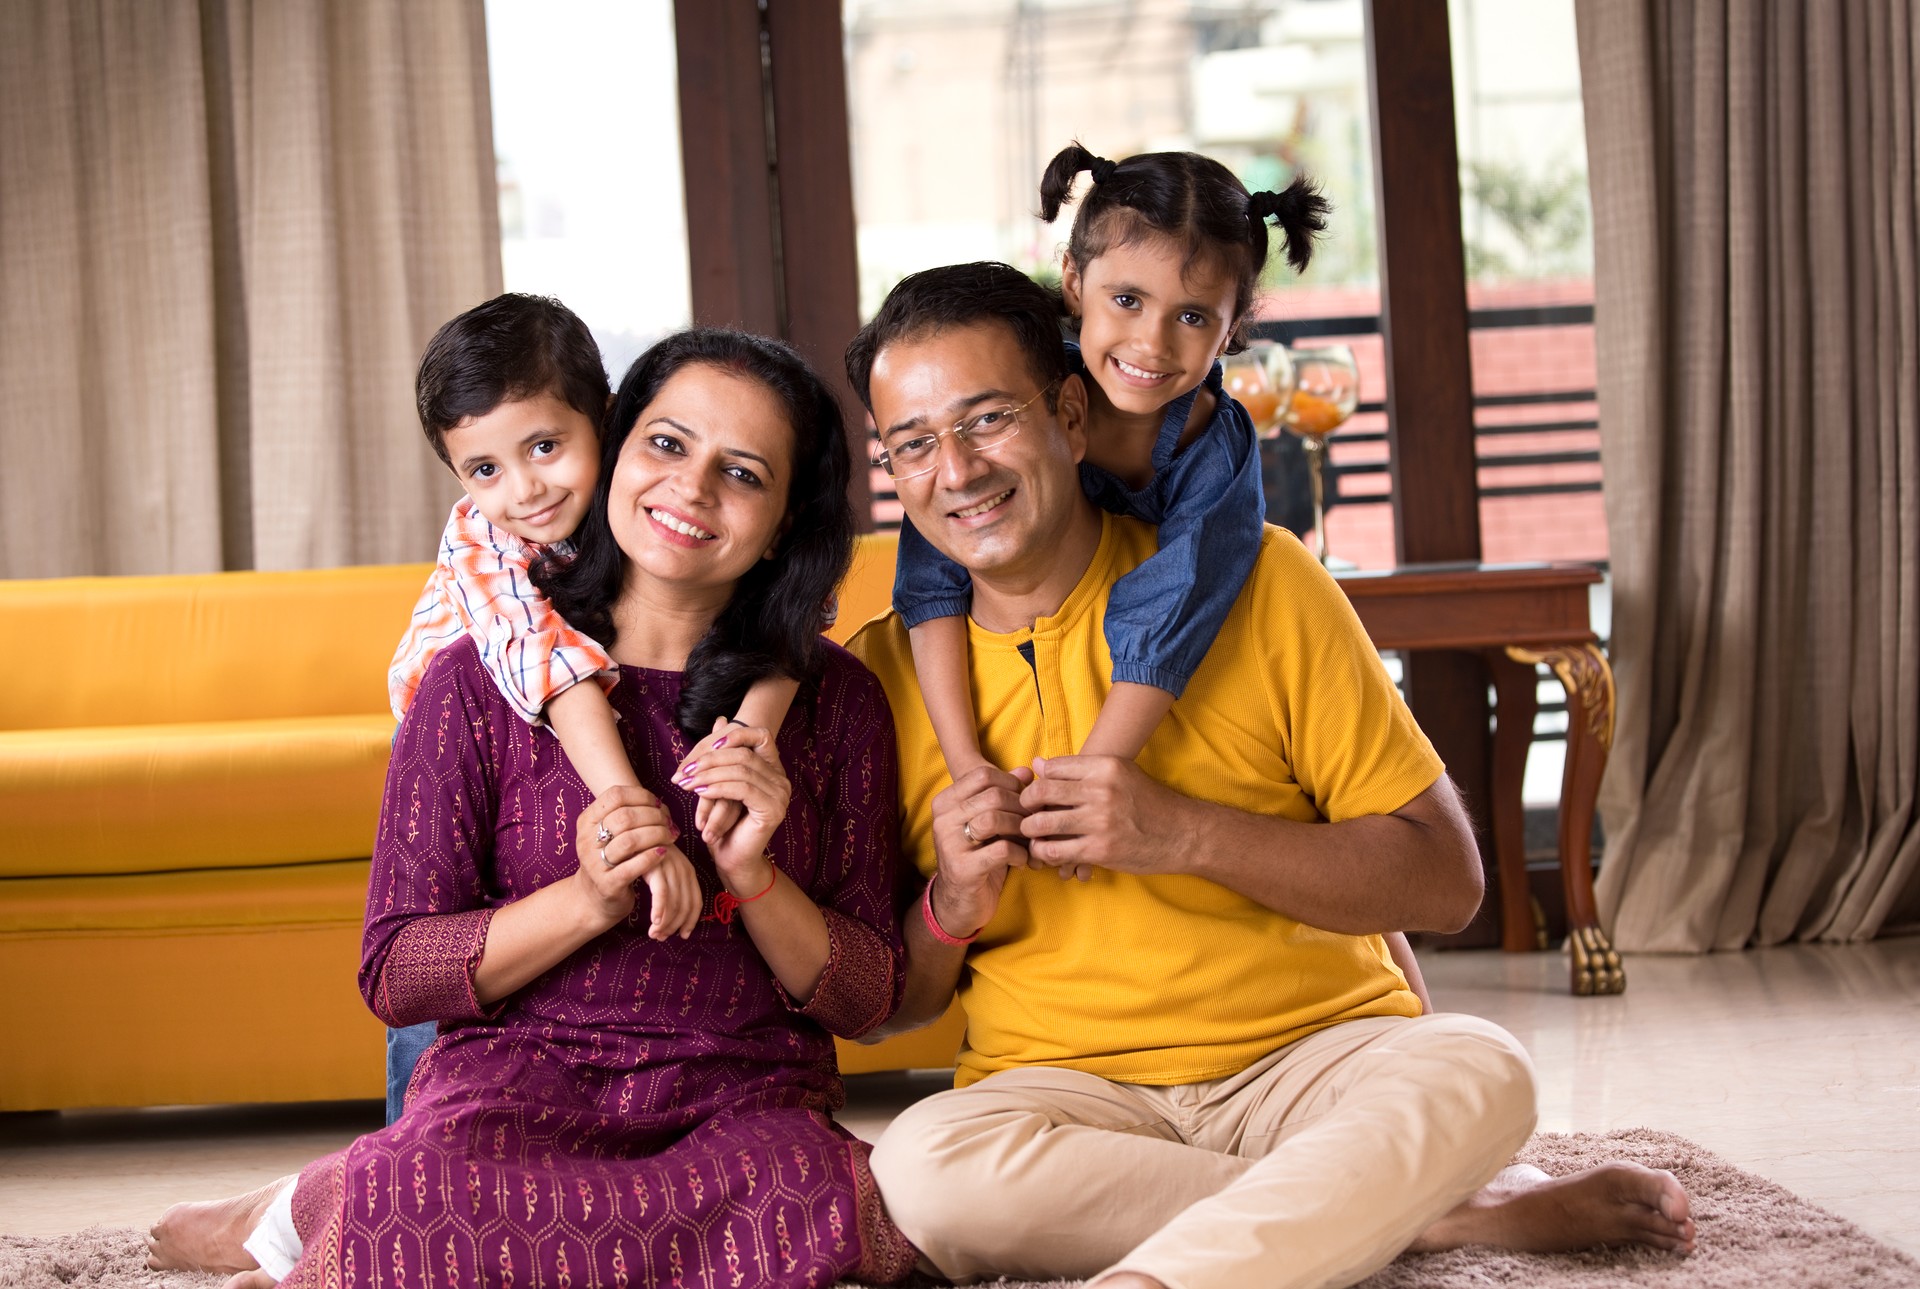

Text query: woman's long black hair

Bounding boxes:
[532,329,856,739]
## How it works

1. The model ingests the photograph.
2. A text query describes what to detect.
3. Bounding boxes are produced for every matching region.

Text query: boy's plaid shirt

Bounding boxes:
[388,497,617,725]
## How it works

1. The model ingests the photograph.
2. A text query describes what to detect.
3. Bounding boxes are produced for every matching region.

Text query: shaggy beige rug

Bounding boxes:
[4,1131,1914,1288]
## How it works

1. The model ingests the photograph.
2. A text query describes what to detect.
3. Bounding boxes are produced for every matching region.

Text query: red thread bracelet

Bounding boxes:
[921,873,979,945]
[708,864,778,925]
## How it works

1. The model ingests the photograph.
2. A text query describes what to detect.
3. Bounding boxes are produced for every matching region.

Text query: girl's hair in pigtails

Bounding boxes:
[1038,142,1116,223]
[1246,174,1332,274]
[1039,142,1335,344]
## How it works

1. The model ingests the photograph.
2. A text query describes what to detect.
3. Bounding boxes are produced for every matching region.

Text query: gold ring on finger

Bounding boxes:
[962,818,979,847]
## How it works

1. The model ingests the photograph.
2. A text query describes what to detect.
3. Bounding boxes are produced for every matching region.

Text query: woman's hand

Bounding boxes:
[675,725,791,896]
[674,716,746,845]
[572,786,691,934]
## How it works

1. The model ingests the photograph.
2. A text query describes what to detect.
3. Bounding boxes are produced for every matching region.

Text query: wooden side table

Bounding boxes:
[1336,562,1626,996]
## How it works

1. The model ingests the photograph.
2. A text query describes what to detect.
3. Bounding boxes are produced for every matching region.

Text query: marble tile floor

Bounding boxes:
[4,940,1916,1259]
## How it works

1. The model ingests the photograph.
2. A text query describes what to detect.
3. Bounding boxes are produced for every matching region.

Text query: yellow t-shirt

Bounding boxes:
[848,514,1443,1088]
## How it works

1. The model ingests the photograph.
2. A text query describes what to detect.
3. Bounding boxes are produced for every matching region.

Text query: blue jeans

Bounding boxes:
[384,1023,436,1125]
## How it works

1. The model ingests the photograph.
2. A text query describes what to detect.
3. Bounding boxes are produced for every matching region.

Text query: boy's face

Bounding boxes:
[442,393,600,545]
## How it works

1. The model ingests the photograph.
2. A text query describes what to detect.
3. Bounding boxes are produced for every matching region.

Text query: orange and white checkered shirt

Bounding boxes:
[388,497,617,725]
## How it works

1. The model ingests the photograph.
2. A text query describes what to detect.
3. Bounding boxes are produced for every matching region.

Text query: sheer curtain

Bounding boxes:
[0,0,500,577]
[1578,0,1920,949]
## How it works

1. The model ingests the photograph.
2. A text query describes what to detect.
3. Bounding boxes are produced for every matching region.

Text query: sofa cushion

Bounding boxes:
[0,715,394,878]
[0,562,430,731]
[0,858,371,933]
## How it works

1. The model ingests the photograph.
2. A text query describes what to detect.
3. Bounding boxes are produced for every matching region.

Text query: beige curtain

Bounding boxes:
[1579,0,1920,949]
[0,0,499,577]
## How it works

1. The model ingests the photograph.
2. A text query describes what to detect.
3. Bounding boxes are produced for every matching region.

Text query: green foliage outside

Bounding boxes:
[1460,159,1592,280]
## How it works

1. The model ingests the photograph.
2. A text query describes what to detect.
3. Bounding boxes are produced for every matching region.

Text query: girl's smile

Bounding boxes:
[1063,235,1239,423]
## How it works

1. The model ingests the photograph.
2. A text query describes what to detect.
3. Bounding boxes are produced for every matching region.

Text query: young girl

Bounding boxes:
[892,144,1431,1007]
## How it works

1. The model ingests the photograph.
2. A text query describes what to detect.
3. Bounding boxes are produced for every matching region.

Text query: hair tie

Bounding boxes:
[1090,157,1117,184]
[1246,189,1286,222]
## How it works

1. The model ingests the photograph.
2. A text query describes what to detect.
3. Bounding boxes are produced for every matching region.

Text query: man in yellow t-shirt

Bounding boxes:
[844,263,1696,1289]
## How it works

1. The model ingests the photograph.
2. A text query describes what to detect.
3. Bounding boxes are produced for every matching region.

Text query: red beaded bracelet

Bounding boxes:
[921,873,979,946]
[708,864,778,926]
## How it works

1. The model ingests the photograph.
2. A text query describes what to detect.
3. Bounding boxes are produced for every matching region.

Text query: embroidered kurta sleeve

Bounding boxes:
[778,658,907,1038]
[361,641,509,1027]
[436,497,618,725]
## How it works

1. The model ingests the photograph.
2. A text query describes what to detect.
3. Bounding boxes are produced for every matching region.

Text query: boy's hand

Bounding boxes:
[676,716,747,844]
[640,850,702,940]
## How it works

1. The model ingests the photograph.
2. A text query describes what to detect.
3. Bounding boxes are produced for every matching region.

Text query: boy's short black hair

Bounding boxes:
[415,293,609,465]
[845,262,1071,413]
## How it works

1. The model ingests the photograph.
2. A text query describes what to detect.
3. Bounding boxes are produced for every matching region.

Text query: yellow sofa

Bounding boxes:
[0,533,961,1111]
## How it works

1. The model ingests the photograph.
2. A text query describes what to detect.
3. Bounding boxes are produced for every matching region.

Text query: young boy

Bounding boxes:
[383,293,795,1122]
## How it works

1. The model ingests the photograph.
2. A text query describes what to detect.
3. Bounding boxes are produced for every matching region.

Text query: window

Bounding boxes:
[487,0,692,378]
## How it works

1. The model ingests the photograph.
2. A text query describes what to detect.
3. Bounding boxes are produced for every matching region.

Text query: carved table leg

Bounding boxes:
[1486,649,1544,952]
[1504,643,1625,996]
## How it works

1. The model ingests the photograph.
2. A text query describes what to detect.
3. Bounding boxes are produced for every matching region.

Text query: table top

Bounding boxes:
[1332,561,1602,652]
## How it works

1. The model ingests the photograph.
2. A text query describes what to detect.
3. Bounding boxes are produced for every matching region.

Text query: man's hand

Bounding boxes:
[929,763,1035,937]
[1019,755,1193,877]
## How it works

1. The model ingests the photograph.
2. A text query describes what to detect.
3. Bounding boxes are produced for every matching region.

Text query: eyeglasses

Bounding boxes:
[873,383,1057,480]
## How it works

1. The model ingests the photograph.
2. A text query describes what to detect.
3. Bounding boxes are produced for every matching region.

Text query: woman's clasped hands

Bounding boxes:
[673,718,792,900]
[573,787,700,941]
[575,716,794,942]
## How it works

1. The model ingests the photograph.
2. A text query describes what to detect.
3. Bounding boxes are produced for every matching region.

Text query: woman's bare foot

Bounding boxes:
[1409,1162,1695,1256]
[223,1270,280,1289]
[146,1176,289,1272]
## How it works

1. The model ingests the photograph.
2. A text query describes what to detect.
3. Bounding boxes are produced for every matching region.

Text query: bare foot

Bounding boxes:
[147,1176,289,1272]
[223,1271,280,1289]
[1088,1275,1168,1289]
[1410,1162,1695,1256]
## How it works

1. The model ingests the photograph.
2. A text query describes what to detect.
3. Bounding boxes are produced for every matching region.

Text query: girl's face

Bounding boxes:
[606,363,796,600]
[441,393,601,545]
[1062,235,1240,421]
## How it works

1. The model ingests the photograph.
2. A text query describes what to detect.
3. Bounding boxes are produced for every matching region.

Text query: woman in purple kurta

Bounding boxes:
[276,331,917,1289]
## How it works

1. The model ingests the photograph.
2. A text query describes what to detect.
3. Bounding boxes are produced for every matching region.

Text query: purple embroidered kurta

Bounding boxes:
[281,638,916,1289]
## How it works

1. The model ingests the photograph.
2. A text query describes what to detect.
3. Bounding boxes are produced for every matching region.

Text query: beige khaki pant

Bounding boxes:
[871,1013,1537,1289]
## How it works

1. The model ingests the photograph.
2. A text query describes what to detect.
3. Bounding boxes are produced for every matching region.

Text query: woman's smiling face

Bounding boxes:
[606,362,796,599]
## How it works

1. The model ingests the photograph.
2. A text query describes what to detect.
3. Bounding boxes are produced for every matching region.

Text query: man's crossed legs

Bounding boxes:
[153,1014,1692,1288]
[874,1013,1693,1289]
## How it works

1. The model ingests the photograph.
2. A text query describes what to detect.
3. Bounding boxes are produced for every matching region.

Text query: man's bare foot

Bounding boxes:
[1409,1162,1695,1256]
[146,1176,289,1272]
[223,1271,279,1289]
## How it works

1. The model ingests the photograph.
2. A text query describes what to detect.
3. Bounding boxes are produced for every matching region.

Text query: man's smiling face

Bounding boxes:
[869,321,1089,586]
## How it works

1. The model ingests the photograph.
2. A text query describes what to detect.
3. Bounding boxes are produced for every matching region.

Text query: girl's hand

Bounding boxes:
[674,725,791,889]
[573,786,686,933]
[675,717,748,844]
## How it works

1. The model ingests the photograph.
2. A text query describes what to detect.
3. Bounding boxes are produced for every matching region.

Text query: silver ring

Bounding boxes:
[962,818,979,846]
[600,846,615,869]
[596,822,613,844]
